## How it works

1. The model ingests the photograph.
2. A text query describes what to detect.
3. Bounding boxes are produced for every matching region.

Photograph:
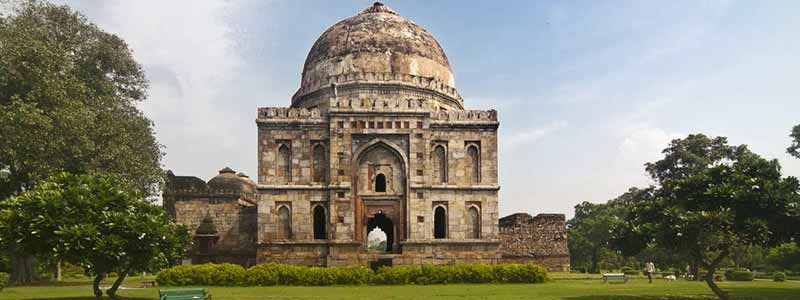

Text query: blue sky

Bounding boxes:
[55,0,800,217]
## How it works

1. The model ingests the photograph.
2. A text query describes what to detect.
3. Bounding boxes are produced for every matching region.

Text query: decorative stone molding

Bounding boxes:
[293,72,463,105]
[329,96,438,111]
[257,107,323,121]
[431,110,498,122]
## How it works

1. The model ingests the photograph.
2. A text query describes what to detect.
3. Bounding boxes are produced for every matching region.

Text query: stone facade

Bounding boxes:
[499,213,570,272]
[163,2,568,268]
[163,169,258,266]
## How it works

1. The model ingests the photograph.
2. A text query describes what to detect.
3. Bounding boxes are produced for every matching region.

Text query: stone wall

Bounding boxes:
[164,173,258,266]
[498,213,570,272]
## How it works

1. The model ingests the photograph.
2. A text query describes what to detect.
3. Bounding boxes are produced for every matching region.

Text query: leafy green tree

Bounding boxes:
[789,124,800,159]
[617,134,800,300]
[568,191,634,273]
[767,243,800,272]
[0,1,163,283]
[0,173,190,300]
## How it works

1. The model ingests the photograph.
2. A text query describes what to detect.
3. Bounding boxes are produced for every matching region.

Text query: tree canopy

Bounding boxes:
[0,173,190,300]
[0,0,163,199]
[789,124,800,159]
[568,191,631,273]
[617,134,800,299]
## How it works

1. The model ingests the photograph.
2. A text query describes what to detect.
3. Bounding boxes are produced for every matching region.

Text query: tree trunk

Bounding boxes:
[106,268,130,300]
[10,253,35,284]
[93,274,105,300]
[56,260,62,282]
[690,259,700,281]
[704,268,728,300]
[702,249,731,300]
[590,247,600,274]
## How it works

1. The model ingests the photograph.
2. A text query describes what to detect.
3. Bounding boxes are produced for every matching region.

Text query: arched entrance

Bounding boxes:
[367,212,394,252]
[352,140,408,253]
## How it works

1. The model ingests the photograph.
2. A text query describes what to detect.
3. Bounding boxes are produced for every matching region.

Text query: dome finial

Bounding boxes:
[361,2,397,15]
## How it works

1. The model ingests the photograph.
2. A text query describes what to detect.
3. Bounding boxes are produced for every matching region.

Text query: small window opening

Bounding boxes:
[375,173,386,192]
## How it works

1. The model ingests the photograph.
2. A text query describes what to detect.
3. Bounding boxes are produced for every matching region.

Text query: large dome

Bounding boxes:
[292,2,462,109]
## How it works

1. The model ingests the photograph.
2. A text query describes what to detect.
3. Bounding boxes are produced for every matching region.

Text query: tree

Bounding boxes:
[0,1,163,283]
[0,173,190,300]
[617,134,800,300]
[568,191,633,273]
[789,124,800,159]
[767,243,800,272]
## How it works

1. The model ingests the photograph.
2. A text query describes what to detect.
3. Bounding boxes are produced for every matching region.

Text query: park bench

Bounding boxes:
[159,288,211,300]
[141,280,157,288]
[602,273,628,284]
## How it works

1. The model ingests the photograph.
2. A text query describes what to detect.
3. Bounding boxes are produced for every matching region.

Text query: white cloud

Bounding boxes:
[619,126,681,164]
[61,0,263,179]
[501,120,568,151]
[615,126,682,187]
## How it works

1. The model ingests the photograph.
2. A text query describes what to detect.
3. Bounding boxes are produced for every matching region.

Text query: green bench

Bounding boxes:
[602,273,628,284]
[159,288,212,300]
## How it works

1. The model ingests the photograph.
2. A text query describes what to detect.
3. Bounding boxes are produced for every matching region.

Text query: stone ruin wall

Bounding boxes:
[498,213,570,272]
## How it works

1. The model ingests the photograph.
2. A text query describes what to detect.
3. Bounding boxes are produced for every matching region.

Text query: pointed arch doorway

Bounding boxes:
[352,139,408,254]
[367,212,394,252]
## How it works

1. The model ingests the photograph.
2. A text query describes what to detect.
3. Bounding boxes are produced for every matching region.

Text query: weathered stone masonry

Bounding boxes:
[499,213,570,271]
[163,2,568,271]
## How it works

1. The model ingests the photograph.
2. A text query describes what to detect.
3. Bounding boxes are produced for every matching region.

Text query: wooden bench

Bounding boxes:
[141,280,157,288]
[159,288,212,300]
[602,273,628,284]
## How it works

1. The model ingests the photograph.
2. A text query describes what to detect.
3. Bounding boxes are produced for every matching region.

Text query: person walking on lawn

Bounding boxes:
[645,261,656,284]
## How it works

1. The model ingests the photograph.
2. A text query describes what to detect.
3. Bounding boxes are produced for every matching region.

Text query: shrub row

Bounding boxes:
[156,263,548,286]
[620,267,639,276]
[726,271,755,281]
[0,272,9,292]
[774,272,786,282]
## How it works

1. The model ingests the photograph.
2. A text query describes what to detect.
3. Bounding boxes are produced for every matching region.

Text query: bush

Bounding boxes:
[245,263,373,286]
[157,263,548,286]
[620,267,639,276]
[156,263,246,286]
[0,272,9,292]
[774,272,786,282]
[727,271,755,281]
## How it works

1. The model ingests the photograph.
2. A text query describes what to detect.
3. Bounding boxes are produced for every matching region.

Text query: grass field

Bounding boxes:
[2,274,799,300]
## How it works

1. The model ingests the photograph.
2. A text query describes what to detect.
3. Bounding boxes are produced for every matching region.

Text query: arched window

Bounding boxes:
[432,145,447,183]
[312,144,327,183]
[277,144,292,183]
[467,145,480,184]
[313,205,327,240]
[434,206,447,239]
[375,173,386,192]
[277,206,291,239]
[467,207,480,239]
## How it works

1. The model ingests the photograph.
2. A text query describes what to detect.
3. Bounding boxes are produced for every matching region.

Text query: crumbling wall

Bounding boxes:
[498,213,570,272]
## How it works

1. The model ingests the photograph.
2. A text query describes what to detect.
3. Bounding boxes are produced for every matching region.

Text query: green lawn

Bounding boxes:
[2,277,799,300]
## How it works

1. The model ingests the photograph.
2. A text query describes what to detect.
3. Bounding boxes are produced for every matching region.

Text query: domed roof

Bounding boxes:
[294,2,460,108]
[207,167,256,194]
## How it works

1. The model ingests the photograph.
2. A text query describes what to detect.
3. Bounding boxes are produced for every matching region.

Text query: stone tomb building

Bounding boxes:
[164,3,568,271]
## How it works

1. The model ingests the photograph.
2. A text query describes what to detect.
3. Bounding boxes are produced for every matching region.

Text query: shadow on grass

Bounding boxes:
[564,296,714,300]
[564,286,800,300]
[7,298,154,300]
[12,281,93,287]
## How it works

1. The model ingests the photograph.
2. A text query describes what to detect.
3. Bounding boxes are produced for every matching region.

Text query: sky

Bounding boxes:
[49,0,800,218]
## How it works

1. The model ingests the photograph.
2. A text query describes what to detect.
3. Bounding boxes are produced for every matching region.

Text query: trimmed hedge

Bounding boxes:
[727,271,755,281]
[246,263,373,286]
[0,272,8,292]
[157,263,548,286]
[774,272,786,282]
[620,267,639,276]
[155,263,246,286]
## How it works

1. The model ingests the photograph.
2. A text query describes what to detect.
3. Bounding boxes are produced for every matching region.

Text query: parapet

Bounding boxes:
[256,107,324,123]
[292,72,463,106]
